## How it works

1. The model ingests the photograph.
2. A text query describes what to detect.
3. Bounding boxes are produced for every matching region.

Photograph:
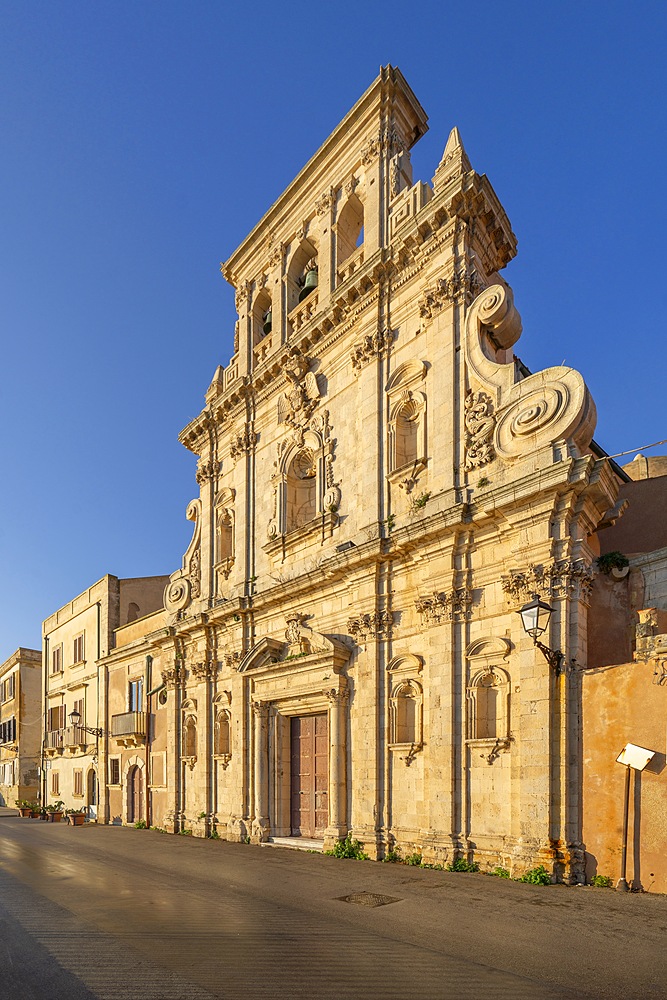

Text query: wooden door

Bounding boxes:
[290,714,328,838]
[128,766,143,823]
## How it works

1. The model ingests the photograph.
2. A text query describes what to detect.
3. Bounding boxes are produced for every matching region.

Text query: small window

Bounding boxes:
[51,771,60,796]
[129,678,144,712]
[158,688,168,707]
[52,645,63,674]
[73,634,85,664]
[1,675,15,702]
[109,758,120,785]
[73,698,84,723]
[73,769,83,796]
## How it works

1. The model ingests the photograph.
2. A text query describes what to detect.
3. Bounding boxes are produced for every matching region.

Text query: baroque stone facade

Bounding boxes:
[84,67,631,882]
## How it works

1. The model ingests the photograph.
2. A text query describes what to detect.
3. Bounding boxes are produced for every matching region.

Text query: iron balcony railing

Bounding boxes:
[111,711,147,739]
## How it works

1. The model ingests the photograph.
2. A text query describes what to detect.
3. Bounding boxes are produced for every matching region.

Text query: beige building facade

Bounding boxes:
[0,647,41,806]
[42,574,167,816]
[89,66,630,884]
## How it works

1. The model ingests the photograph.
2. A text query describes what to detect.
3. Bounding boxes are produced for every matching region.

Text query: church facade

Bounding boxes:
[99,66,622,881]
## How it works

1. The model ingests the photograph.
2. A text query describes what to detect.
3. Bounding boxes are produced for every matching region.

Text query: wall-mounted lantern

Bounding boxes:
[517,593,564,675]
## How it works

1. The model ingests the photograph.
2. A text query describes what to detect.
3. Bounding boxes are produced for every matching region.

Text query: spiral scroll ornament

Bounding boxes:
[164,577,191,614]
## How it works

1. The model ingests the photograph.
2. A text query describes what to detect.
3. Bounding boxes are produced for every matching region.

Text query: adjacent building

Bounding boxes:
[0,647,41,806]
[42,574,167,815]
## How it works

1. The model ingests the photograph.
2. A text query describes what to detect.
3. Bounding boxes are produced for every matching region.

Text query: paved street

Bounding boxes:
[0,809,665,1000]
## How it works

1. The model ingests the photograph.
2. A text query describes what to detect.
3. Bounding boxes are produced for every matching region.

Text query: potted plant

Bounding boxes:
[66,808,86,826]
[28,801,41,818]
[15,799,33,818]
[46,800,65,822]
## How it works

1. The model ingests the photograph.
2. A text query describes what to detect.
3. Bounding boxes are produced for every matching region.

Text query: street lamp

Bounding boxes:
[68,709,106,738]
[517,593,564,675]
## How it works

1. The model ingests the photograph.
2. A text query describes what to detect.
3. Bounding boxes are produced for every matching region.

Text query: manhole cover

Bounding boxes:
[336,892,402,907]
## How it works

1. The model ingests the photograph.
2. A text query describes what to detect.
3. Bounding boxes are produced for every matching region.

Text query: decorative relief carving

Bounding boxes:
[190,661,217,682]
[360,125,406,166]
[164,499,202,615]
[189,547,201,599]
[324,688,350,705]
[161,663,186,689]
[285,612,308,648]
[419,266,484,319]
[415,589,473,627]
[344,175,359,197]
[347,611,393,643]
[350,328,394,371]
[634,610,667,685]
[251,700,269,719]
[501,561,594,604]
[234,279,251,313]
[315,187,336,217]
[230,422,257,459]
[266,236,284,268]
[195,458,220,485]
[277,347,321,429]
[464,389,496,471]
[224,651,242,670]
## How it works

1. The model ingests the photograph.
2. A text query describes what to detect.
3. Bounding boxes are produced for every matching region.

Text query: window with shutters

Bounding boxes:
[73,769,83,796]
[51,771,60,796]
[52,645,63,673]
[0,718,17,744]
[73,633,85,664]
[109,758,121,785]
[48,705,65,732]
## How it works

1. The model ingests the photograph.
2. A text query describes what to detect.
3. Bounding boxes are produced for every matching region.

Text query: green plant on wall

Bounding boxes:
[596,551,629,575]
[518,865,551,885]
[324,835,368,860]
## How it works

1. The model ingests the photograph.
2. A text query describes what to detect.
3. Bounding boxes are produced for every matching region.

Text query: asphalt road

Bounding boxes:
[0,810,665,1000]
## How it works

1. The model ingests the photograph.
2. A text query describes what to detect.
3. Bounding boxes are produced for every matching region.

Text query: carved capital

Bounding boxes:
[161,662,186,689]
[196,458,220,485]
[350,328,394,371]
[324,687,349,705]
[315,187,335,217]
[415,588,473,627]
[230,422,257,459]
[251,700,269,720]
[501,561,594,605]
[190,661,217,682]
[347,610,393,643]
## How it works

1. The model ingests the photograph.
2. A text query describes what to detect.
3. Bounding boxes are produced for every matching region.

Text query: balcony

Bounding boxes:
[44,729,64,756]
[336,245,364,286]
[64,725,88,751]
[111,711,147,748]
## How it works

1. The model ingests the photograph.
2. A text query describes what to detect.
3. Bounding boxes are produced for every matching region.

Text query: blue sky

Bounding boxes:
[1,2,665,661]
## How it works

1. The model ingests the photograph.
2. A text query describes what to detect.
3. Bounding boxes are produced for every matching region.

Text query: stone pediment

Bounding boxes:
[238,615,351,675]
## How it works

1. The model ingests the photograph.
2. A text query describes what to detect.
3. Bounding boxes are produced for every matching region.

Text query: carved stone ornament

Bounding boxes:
[361,125,406,166]
[195,458,220,485]
[315,188,336,217]
[277,348,321,430]
[501,560,594,604]
[464,389,496,471]
[324,687,350,705]
[164,499,202,615]
[634,609,667,685]
[347,611,393,643]
[191,661,217,682]
[419,266,483,320]
[415,589,473,627]
[350,328,394,371]
[162,663,186,689]
[285,612,308,647]
[234,279,251,313]
[224,651,242,670]
[344,175,359,197]
[266,234,285,268]
[230,422,257,459]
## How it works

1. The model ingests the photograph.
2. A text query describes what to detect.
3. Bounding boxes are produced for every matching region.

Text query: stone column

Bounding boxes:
[325,686,349,842]
[251,700,269,842]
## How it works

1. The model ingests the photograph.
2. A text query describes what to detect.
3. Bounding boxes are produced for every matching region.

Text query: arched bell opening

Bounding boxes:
[336,192,364,282]
[286,239,318,315]
[252,288,273,345]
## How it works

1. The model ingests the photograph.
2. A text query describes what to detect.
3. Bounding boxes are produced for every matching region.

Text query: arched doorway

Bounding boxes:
[128,765,144,824]
[86,767,97,820]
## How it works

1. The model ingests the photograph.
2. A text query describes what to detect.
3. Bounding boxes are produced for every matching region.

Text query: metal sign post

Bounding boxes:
[615,743,656,893]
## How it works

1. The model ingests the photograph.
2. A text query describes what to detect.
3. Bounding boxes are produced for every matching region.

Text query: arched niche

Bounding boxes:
[336,192,364,278]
